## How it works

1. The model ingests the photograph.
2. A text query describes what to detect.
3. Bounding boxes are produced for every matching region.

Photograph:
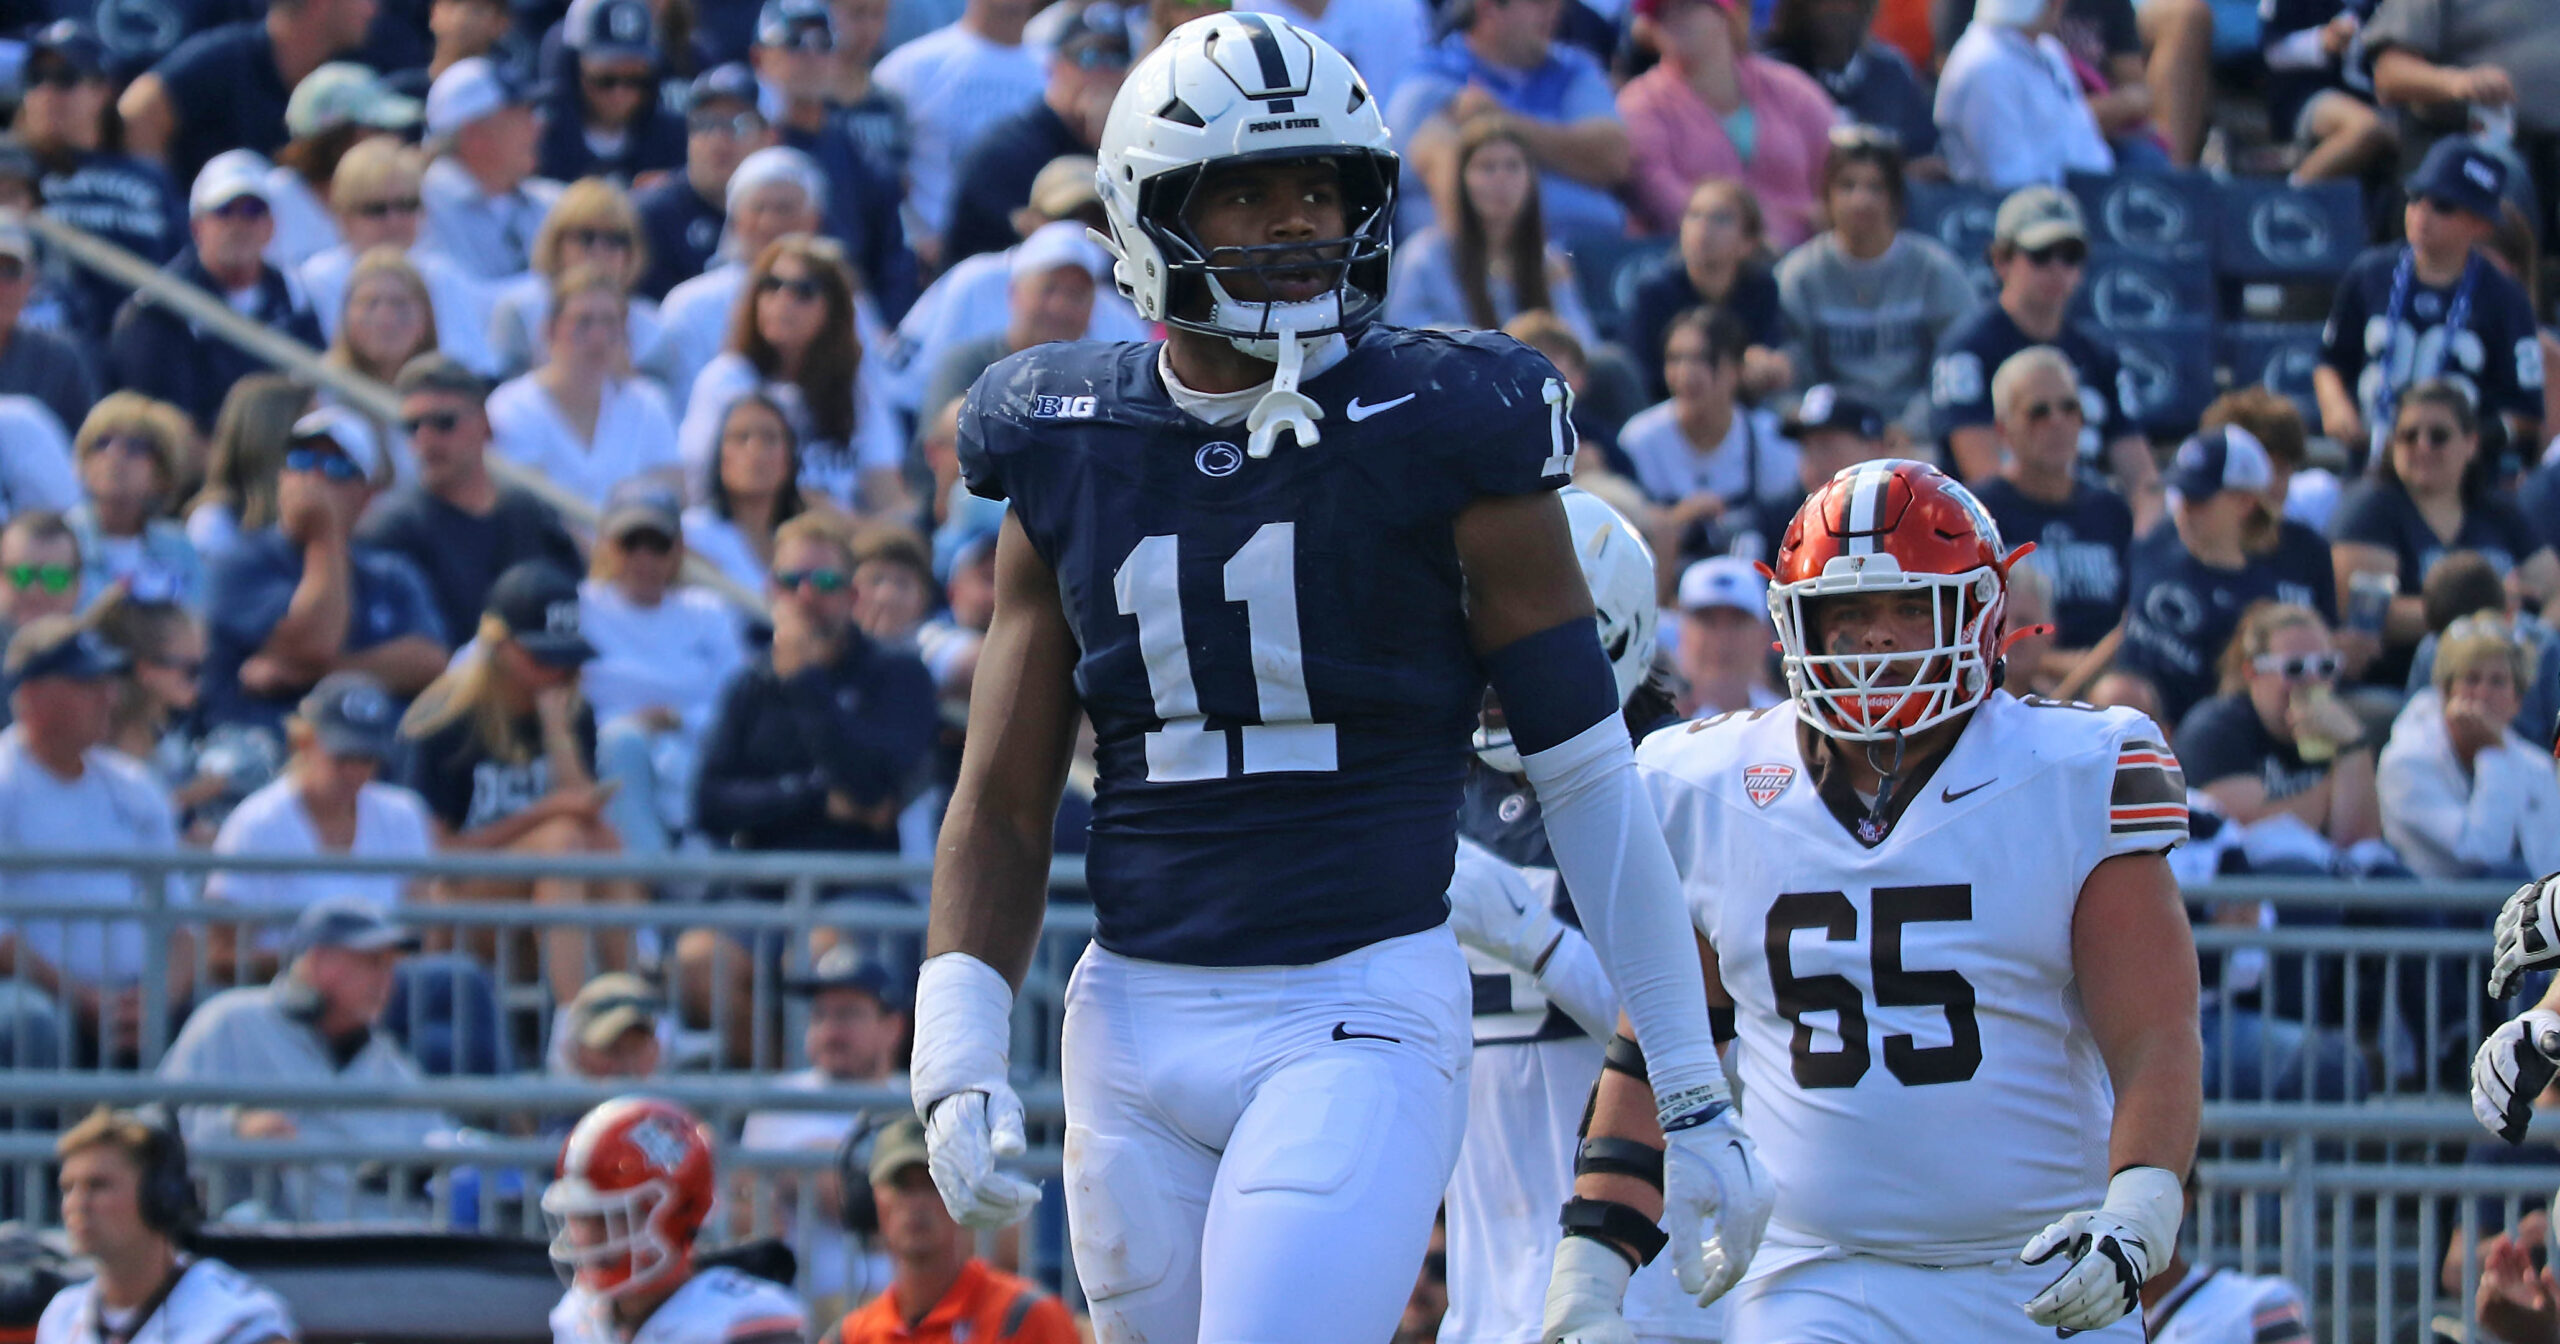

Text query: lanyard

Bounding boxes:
[2371,246,2479,456]
[82,1261,184,1344]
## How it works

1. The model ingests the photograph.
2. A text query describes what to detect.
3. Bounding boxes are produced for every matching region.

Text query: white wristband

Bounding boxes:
[909,952,1017,1119]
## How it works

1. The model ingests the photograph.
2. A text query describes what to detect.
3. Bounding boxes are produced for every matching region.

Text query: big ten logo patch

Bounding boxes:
[1035,394,1099,419]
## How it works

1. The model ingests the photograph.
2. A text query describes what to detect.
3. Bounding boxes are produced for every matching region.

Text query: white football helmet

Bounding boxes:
[1475,489,1662,774]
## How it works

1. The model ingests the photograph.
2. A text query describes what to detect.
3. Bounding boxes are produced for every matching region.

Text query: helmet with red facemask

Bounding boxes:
[543,1096,716,1299]
[1768,460,2030,741]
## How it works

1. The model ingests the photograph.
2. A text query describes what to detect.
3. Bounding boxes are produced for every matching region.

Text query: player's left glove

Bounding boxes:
[2472,1007,2560,1144]
[1448,854,1565,973]
[909,952,1042,1229]
[1540,1237,1639,1344]
[1658,1087,1772,1307]
[2021,1166,2181,1333]
[2488,873,2560,1001]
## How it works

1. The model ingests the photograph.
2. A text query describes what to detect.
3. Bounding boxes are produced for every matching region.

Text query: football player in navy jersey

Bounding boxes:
[904,14,1760,1344]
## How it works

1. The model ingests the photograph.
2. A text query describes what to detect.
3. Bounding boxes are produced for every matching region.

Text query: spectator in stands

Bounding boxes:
[871,0,1047,270]
[267,64,426,269]
[637,66,777,302]
[2332,380,2560,688]
[160,898,449,1221]
[2379,613,2560,878]
[489,178,674,382]
[1503,309,1630,470]
[1931,185,2157,519]
[0,514,82,659]
[109,155,327,436]
[205,673,432,983]
[43,1108,298,1344]
[1972,346,2132,680]
[118,0,379,187]
[1618,307,1799,572]
[551,970,667,1083]
[684,394,810,594]
[2364,0,2560,235]
[2177,601,2384,866]
[300,140,499,379]
[2197,389,2347,640]
[1622,178,1790,403]
[2407,550,2560,737]
[919,500,998,726]
[941,1,1129,267]
[1938,0,2204,166]
[13,22,184,344]
[830,1117,1079,1344]
[1672,555,1782,717]
[2261,0,2395,185]
[419,58,564,282]
[682,235,901,513]
[542,0,689,185]
[396,560,640,1005]
[90,598,213,821]
[1780,384,1894,495]
[1765,0,1939,164]
[1391,0,1633,244]
[2315,140,2542,464]
[323,251,442,429]
[201,410,448,737]
[67,394,202,610]
[660,145,827,398]
[826,0,909,190]
[919,223,1107,426]
[2121,427,2301,724]
[183,375,309,567]
[0,217,99,441]
[1387,118,1598,345]
[1933,0,2116,189]
[360,356,585,653]
[1776,128,1976,444]
[1233,0,1432,107]
[489,265,687,512]
[1619,0,1836,248]
[582,481,747,851]
[756,0,919,324]
[847,523,930,648]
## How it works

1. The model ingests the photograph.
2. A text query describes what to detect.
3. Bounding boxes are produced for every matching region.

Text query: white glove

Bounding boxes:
[2473,1007,2560,1144]
[1658,1089,1772,1306]
[2489,873,2560,1001]
[909,953,1042,1228]
[1448,845,1565,972]
[1541,1236,1639,1344]
[2021,1166,2181,1333]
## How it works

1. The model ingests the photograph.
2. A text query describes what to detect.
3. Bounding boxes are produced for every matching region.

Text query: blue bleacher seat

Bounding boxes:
[1905,180,2003,298]
[1565,234,1674,346]
[2215,178,2367,283]
[2109,323,2219,435]
[2218,321,2329,427]
[2073,250,2220,332]
[2069,170,2221,263]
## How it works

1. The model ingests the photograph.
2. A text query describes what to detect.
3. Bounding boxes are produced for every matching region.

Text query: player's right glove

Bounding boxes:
[1448,848,1565,973]
[1657,1087,1772,1307]
[2473,1007,2560,1144]
[1541,1236,1639,1344]
[909,952,1042,1228]
[2488,873,2560,1001]
[2021,1166,2181,1333]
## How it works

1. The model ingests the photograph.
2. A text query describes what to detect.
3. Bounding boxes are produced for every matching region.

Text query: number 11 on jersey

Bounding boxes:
[1114,522,1340,783]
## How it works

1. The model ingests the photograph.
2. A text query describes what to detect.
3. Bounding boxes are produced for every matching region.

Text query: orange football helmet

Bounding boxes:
[1768,459,2031,740]
[542,1096,716,1299]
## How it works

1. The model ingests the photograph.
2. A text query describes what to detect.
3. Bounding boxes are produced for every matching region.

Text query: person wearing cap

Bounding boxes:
[753,0,919,324]
[635,64,779,301]
[199,407,448,737]
[580,477,747,851]
[940,0,1129,266]
[158,895,452,1221]
[65,393,203,610]
[358,353,586,648]
[658,143,826,397]
[551,970,667,1085]
[1779,384,1892,500]
[2314,136,2543,463]
[0,615,192,1065]
[1615,306,1798,569]
[826,1116,1077,1344]
[1389,0,1632,245]
[395,559,642,1007]
[105,151,327,435]
[268,63,427,269]
[871,0,1048,268]
[1932,0,2116,189]
[1672,555,1782,718]
[1971,346,2134,676]
[10,22,185,346]
[1616,0,1837,247]
[540,0,690,185]
[118,0,381,188]
[1929,184,2156,521]
[2366,0,2559,210]
[918,218,1104,421]
[298,139,504,380]
[2119,425,2310,724]
[420,56,567,282]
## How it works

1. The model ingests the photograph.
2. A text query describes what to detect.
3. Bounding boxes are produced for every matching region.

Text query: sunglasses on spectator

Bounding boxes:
[90,433,162,459]
[2016,240,2087,267]
[583,71,655,92]
[2017,398,2082,424]
[773,567,848,593]
[209,197,270,222]
[140,653,204,677]
[400,410,463,435]
[352,196,423,219]
[688,110,765,137]
[758,274,824,302]
[284,447,367,481]
[2394,424,2458,448]
[617,529,676,554]
[4,563,74,593]
[566,228,634,252]
[2252,651,2341,682]
[769,21,833,51]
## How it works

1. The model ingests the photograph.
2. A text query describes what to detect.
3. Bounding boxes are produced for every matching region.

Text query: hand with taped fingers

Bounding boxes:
[2020,1166,2180,1333]
[910,952,1042,1228]
[2488,873,2560,1001]
[2474,1008,2560,1145]
[920,1087,1043,1228]
[1541,1237,1639,1344]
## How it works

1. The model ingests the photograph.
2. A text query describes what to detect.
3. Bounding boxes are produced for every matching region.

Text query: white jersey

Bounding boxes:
[1637,693,2186,1265]
[550,1266,809,1344]
[2143,1264,2311,1344]
[37,1256,295,1344]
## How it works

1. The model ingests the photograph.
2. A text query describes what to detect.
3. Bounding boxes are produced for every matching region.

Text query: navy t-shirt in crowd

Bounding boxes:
[2525,456,2560,554]
[397,704,598,834]
[148,21,292,189]
[633,175,725,301]
[2176,690,2332,802]
[2330,476,2546,684]
[354,483,585,650]
[35,150,185,339]
[2319,246,2543,456]
[1930,304,2140,468]
[780,116,918,325]
[2118,525,2300,726]
[200,529,446,735]
[2265,517,2341,626]
[1620,254,1783,401]
[942,98,1084,268]
[1768,38,1938,159]
[1971,475,2133,649]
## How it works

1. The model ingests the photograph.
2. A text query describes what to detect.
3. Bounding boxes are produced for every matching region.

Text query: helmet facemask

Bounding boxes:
[542,1176,683,1299]
[1140,147,1397,358]
[1773,564,2005,742]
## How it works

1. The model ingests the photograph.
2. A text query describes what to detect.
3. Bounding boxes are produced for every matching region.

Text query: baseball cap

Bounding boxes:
[867,1116,931,1185]
[1677,556,1769,619]
[566,0,659,60]
[290,897,421,955]
[1051,1,1133,67]
[725,146,826,217]
[189,150,272,216]
[567,972,663,1050]
[1993,185,2086,251]
[601,478,682,542]
[290,407,384,477]
[298,671,399,759]
[782,945,899,1003]
[686,63,759,113]
[3,617,127,687]
[2407,137,2507,223]
[485,560,596,666]
[2164,425,2275,509]
[1011,219,1110,283]
[286,62,424,140]
[1024,155,1102,224]
[426,57,532,139]
[25,20,107,78]
[755,0,836,51]
[1781,384,1885,442]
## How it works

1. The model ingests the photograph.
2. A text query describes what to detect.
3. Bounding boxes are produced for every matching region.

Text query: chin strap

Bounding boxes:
[1244,326,1326,458]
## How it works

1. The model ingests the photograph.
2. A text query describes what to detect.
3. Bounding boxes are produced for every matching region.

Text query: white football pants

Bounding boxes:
[1729,1252,2145,1343]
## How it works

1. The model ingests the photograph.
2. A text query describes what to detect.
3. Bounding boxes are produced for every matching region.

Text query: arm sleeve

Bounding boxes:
[205,552,298,658]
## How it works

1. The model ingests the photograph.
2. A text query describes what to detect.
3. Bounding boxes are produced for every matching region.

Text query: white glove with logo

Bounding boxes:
[2473,1007,2560,1144]
[1541,1237,1639,1344]
[2021,1166,2181,1332]
[909,953,1042,1228]
[1448,846,1565,973]
[2488,873,2560,1001]
[1658,1088,1773,1306]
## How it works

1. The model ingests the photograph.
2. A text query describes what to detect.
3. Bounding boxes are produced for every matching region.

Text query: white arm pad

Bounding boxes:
[909,952,1017,1118]
[1521,716,1724,1108]
[1535,929,1621,1042]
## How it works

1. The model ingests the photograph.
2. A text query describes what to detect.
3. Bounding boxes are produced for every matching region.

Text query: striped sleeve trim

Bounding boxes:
[2111,739,2188,835]
[2253,1298,2310,1343]
[727,1314,810,1344]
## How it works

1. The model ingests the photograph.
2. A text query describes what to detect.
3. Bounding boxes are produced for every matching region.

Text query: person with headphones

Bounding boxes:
[36,1106,297,1344]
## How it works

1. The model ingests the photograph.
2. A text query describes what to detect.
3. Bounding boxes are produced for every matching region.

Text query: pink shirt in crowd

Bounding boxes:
[1617,56,1838,247]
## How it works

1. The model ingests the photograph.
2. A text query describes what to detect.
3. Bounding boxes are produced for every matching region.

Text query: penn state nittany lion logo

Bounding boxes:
[1195,442,1243,477]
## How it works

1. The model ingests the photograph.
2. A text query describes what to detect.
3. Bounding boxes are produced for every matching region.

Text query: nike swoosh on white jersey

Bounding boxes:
[1345,393,1417,421]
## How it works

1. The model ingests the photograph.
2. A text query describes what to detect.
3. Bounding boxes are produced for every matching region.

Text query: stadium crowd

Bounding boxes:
[0,0,2553,1334]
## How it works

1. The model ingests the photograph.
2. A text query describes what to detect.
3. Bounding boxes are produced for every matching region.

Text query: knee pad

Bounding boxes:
[1066,1125,1179,1302]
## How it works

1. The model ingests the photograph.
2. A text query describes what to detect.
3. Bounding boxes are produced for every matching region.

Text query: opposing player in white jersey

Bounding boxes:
[545,1097,810,1344]
[1444,490,1728,1344]
[1542,459,2203,1344]
[38,1107,295,1344]
[2140,1171,2311,1344]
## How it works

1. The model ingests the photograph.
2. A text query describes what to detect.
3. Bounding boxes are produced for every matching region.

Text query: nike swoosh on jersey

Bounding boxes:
[1345,393,1417,422]
[1332,1022,1402,1043]
[1940,778,1995,804]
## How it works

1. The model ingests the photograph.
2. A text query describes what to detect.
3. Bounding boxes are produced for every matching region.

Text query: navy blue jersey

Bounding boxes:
[2319,246,2542,452]
[1971,475,2134,649]
[2119,523,2300,724]
[1457,763,1585,1042]
[958,327,1576,966]
[1930,303,2140,465]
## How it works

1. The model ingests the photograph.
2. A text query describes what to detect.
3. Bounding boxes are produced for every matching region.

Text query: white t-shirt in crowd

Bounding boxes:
[1614,400,1797,508]
[301,243,501,378]
[678,354,906,508]
[659,266,892,426]
[486,373,683,512]
[680,508,771,595]
[872,23,1048,238]
[204,775,435,947]
[263,167,339,272]
[881,245,1148,416]
[486,271,677,387]
[1934,23,2115,190]
[0,730,185,985]
[576,579,747,737]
